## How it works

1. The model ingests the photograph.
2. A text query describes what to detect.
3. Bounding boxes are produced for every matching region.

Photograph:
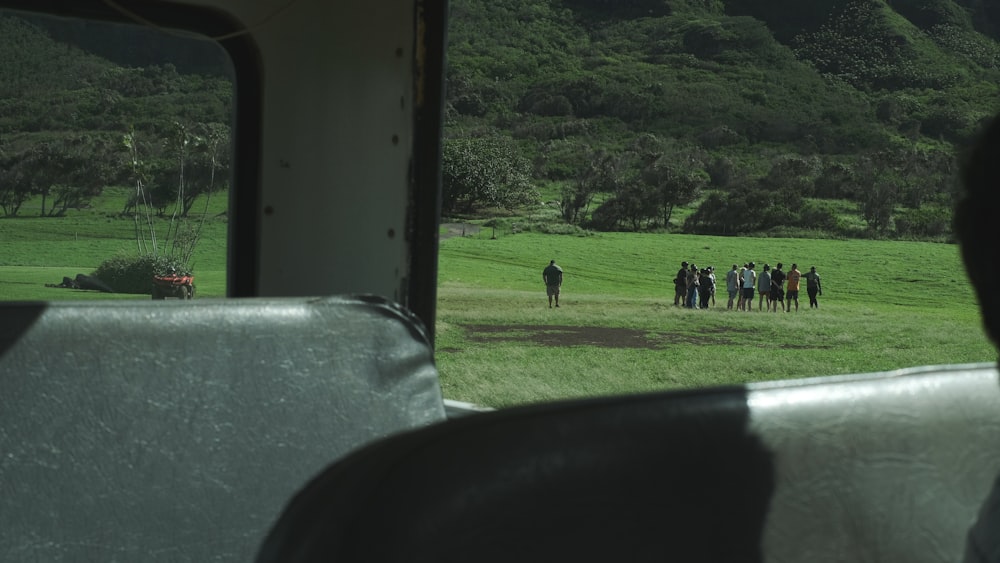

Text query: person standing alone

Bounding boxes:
[543,260,563,308]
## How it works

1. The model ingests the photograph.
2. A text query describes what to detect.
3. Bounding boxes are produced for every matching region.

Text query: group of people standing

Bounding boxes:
[543,257,823,311]
[672,262,718,310]
[673,261,822,312]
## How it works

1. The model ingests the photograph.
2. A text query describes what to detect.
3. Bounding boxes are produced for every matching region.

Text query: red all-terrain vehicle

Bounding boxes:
[151,273,195,300]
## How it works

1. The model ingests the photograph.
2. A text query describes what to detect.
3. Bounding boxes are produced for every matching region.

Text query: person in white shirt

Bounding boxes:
[740,262,756,312]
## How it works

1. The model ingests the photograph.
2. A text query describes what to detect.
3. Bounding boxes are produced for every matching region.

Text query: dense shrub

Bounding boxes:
[894,205,951,238]
[798,201,841,231]
[523,220,593,235]
[920,106,975,142]
[518,91,574,116]
[698,126,743,149]
[93,253,190,294]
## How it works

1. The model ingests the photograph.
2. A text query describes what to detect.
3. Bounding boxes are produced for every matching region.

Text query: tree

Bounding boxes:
[846,146,952,220]
[854,153,899,235]
[441,135,538,214]
[684,189,752,235]
[144,122,231,217]
[14,135,120,217]
[24,143,61,216]
[0,152,33,216]
[52,135,122,216]
[560,149,613,224]
[576,136,708,232]
[640,155,706,228]
[595,135,708,231]
[814,161,854,199]
[762,154,819,197]
[121,121,227,271]
[889,146,956,209]
[579,151,644,231]
[589,178,653,232]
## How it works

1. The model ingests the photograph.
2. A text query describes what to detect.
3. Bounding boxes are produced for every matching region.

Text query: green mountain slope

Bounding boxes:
[0,13,232,219]
[0,16,111,98]
[443,0,1000,237]
[447,0,1000,148]
[0,14,230,140]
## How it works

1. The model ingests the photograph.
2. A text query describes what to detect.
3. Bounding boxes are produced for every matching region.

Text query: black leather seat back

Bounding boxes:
[256,363,1000,563]
[256,386,775,563]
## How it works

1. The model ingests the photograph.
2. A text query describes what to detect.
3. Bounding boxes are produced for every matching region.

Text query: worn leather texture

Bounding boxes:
[256,386,776,563]
[0,295,444,562]
[257,363,1000,563]
[966,471,1000,562]
[748,363,1000,563]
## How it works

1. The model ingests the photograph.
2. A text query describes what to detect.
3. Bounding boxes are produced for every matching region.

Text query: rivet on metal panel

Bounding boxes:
[388,228,396,239]
[264,206,275,216]
[392,134,399,146]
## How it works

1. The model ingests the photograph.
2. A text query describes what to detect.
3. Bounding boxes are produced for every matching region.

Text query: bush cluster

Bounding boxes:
[93,254,190,294]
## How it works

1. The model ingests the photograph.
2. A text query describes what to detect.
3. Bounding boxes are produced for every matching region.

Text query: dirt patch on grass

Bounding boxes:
[441,223,481,239]
[459,324,757,350]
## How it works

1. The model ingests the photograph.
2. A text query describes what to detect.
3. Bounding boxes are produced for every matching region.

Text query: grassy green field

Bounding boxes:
[435,229,996,408]
[3,190,994,410]
[0,187,228,300]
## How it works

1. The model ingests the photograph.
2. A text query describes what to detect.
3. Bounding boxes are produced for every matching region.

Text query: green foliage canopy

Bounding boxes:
[442,135,539,214]
[443,0,1000,239]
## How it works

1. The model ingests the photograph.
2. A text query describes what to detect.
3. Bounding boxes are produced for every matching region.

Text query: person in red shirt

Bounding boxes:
[785,264,801,312]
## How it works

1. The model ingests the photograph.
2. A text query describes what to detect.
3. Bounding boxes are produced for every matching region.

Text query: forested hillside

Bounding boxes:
[443,0,1000,238]
[0,13,231,218]
[1,1,998,240]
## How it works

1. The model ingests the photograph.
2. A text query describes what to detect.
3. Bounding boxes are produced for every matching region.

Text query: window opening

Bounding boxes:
[0,9,235,301]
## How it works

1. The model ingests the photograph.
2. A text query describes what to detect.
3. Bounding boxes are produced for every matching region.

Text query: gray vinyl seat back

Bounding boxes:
[749,362,1000,562]
[0,295,445,562]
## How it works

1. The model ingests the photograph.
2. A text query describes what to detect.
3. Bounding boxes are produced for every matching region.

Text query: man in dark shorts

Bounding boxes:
[769,263,786,313]
[785,263,802,312]
[543,259,563,308]
[740,262,756,312]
